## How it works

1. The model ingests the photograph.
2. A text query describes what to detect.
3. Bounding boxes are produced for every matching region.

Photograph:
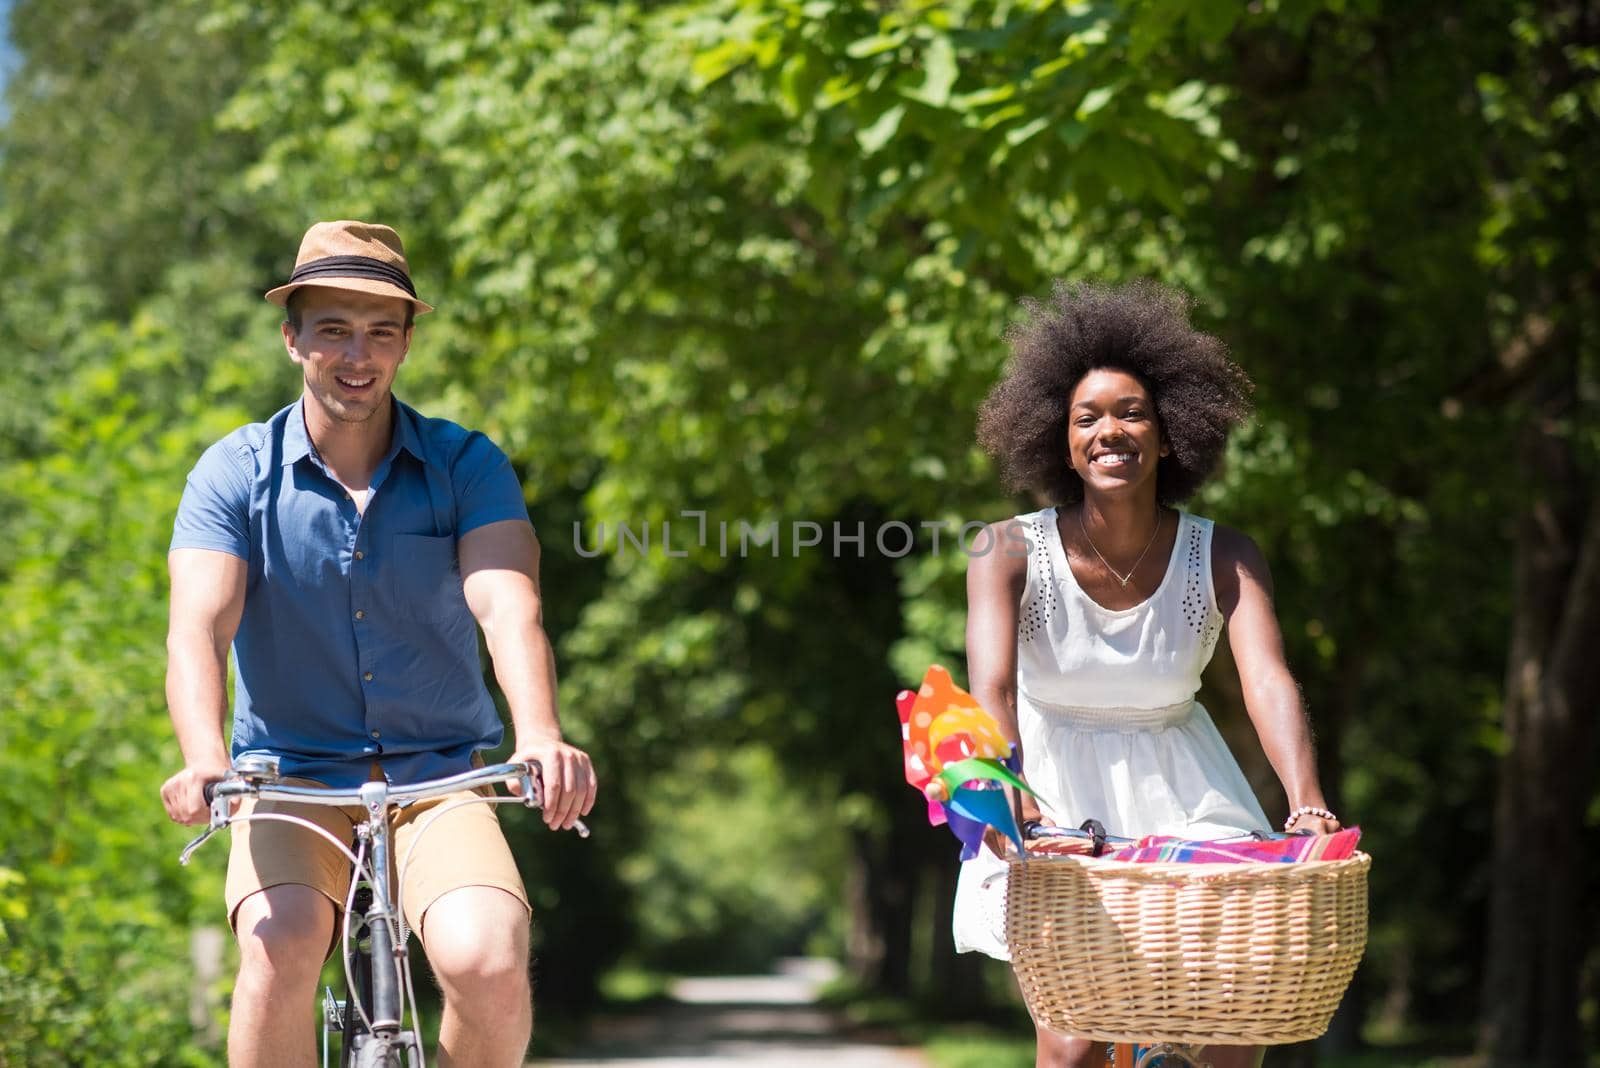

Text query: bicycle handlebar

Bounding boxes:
[182,760,588,867]
[201,761,542,808]
[1024,819,1311,848]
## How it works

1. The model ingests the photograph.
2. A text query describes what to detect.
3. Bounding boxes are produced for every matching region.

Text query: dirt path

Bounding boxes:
[533,960,931,1068]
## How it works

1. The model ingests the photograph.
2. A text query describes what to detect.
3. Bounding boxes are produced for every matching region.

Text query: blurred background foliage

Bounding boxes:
[0,1,1595,1065]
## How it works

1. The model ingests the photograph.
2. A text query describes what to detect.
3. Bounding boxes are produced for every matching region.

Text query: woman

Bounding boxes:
[956,281,1340,1068]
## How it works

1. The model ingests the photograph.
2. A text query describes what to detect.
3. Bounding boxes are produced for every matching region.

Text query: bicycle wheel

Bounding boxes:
[340,888,375,1068]
[338,978,369,1068]
[343,888,410,1068]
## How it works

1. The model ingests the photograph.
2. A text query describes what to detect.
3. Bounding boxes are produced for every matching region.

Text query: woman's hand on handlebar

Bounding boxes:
[981,825,1017,858]
[979,785,1041,858]
[1288,813,1341,836]
[160,760,233,826]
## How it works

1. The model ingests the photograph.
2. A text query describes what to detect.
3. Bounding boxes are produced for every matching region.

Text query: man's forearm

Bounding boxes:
[483,614,562,743]
[165,627,232,768]
[477,596,595,829]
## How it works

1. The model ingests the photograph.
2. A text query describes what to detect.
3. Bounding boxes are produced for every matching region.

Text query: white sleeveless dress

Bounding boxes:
[951,507,1271,960]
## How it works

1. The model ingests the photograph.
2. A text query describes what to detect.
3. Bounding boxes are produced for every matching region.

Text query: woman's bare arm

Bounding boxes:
[1213,524,1339,833]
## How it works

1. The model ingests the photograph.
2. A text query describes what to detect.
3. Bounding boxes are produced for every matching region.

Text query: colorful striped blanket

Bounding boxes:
[1105,827,1362,863]
[1024,827,1362,862]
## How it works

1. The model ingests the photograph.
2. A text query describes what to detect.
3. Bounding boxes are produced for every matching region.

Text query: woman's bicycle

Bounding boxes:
[895,670,1366,1068]
[1017,820,1233,1068]
[179,755,588,1068]
[1010,819,1368,1068]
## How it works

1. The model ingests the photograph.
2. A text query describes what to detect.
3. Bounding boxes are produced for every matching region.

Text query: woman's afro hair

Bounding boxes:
[977,279,1253,506]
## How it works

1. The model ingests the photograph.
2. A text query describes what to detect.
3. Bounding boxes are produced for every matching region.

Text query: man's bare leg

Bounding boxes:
[423,886,532,1068]
[229,884,334,1068]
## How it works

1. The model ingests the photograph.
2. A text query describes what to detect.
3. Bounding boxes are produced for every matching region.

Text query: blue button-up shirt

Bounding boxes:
[170,398,531,787]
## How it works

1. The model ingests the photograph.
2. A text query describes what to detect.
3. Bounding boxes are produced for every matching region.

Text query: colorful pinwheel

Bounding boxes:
[896,665,1033,860]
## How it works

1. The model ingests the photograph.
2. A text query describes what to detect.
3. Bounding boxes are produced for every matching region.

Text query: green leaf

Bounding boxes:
[950,84,1017,111]
[1078,85,1117,119]
[691,39,754,88]
[846,31,908,59]
[978,102,1028,130]
[908,35,958,107]
[857,103,906,153]
[778,52,809,115]
[818,73,865,108]
[1005,116,1050,146]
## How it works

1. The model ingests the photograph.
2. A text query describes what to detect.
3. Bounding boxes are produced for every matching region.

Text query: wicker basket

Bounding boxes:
[1006,851,1370,1046]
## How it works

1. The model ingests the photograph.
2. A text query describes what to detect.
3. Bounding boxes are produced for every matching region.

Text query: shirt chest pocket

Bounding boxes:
[387,533,466,622]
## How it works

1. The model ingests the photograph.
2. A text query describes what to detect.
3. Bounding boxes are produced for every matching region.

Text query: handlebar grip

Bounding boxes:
[203,781,218,804]
[1079,818,1109,857]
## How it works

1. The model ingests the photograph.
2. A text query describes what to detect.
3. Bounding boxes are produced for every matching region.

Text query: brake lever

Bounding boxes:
[179,777,241,865]
[516,766,544,810]
[179,825,219,866]
[515,764,592,839]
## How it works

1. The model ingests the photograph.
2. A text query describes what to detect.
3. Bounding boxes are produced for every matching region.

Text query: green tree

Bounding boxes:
[3,1,1593,1062]
[0,2,278,1061]
[687,0,1596,1060]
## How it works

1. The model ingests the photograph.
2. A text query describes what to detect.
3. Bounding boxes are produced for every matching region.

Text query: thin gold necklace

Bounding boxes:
[1078,508,1164,588]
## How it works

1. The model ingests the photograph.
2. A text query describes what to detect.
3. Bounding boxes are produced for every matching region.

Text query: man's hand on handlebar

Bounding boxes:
[509,734,597,831]
[160,760,234,826]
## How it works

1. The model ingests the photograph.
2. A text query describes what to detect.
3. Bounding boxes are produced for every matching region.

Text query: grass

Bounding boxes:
[811,971,1495,1068]
[922,1024,1034,1068]
[915,1023,1493,1068]
[595,964,675,1005]
[815,975,1036,1066]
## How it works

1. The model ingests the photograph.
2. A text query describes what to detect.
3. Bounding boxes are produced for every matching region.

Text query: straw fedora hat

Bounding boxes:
[265,220,434,315]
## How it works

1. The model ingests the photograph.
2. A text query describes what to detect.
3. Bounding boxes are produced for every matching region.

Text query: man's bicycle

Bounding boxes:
[179,755,588,1068]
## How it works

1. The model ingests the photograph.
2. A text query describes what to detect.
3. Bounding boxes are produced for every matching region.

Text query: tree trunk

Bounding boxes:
[845,829,885,985]
[1481,351,1599,1065]
[927,850,991,1015]
[871,817,919,997]
[845,798,924,997]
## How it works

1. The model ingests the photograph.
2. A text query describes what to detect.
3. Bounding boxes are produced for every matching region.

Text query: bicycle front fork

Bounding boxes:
[323,983,422,1068]
[1115,1043,1211,1068]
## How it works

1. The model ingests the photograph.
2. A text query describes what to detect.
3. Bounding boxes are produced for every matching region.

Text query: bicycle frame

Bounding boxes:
[180,760,587,1068]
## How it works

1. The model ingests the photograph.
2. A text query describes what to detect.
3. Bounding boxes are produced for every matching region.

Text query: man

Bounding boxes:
[160,220,595,1067]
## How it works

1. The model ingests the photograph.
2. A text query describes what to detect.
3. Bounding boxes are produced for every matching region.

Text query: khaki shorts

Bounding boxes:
[224,773,530,941]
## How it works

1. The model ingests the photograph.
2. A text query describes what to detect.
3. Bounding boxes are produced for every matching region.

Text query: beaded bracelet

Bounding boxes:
[1283,805,1337,831]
